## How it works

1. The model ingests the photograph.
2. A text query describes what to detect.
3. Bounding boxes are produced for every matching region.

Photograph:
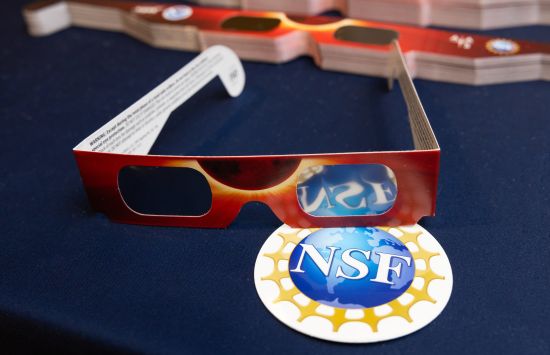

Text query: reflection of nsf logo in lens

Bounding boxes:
[297,165,397,217]
[289,228,414,308]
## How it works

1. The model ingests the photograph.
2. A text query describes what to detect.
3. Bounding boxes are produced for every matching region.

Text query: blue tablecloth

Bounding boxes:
[1,1,549,353]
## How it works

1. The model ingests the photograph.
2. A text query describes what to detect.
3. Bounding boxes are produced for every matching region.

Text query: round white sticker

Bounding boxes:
[254,224,453,343]
[162,5,193,22]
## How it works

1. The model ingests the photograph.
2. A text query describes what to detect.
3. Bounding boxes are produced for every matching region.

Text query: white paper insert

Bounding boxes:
[74,45,245,155]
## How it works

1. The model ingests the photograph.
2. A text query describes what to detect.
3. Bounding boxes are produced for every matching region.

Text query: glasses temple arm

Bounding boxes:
[73,45,245,155]
[388,40,439,151]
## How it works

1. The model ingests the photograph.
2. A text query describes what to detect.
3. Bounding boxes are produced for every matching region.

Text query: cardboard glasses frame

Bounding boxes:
[73,40,439,229]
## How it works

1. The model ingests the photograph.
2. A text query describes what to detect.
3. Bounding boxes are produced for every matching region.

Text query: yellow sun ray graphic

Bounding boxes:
[260,226,445,333]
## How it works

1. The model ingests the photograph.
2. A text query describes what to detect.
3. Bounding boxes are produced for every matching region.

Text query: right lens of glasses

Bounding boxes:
[296,164,397,217]
[118,166,212,216]
[334,26,398,45]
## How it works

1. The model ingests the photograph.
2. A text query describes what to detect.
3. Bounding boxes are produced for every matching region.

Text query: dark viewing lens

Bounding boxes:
[221,16,281,32]
[297,164,397,217]
[119,166,212,216]
[334,26,398,45]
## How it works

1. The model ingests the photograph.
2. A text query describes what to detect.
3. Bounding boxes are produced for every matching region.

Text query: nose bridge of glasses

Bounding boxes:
[198,157,301,191]
[218,14,400,69]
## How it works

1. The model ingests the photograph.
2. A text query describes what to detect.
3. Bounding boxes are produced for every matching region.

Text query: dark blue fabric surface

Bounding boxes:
[1,1,550,353]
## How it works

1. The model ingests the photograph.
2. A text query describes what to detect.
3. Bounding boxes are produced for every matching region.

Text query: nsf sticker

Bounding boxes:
[254,225,453,343]
[162,5,193,22]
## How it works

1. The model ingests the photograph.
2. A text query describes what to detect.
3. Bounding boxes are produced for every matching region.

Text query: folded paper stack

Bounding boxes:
[23,1,550,85]
[192,0,550,29]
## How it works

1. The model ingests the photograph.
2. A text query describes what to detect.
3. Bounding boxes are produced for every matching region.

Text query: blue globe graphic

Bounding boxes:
[289,228,415,309]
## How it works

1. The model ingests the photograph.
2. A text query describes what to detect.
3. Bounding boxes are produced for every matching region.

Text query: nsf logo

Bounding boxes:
[486,38,520,55]
[255,225,453,343]
[162,5,193,22]
[289,228,414,309]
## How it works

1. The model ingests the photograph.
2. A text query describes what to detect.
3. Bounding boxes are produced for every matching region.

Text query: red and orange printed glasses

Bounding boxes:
[73,43,439,228]
[24,0,550,85]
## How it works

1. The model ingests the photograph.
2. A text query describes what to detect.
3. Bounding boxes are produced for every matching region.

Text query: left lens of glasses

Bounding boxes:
[221,16,281,32]
[118,166,212,216]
